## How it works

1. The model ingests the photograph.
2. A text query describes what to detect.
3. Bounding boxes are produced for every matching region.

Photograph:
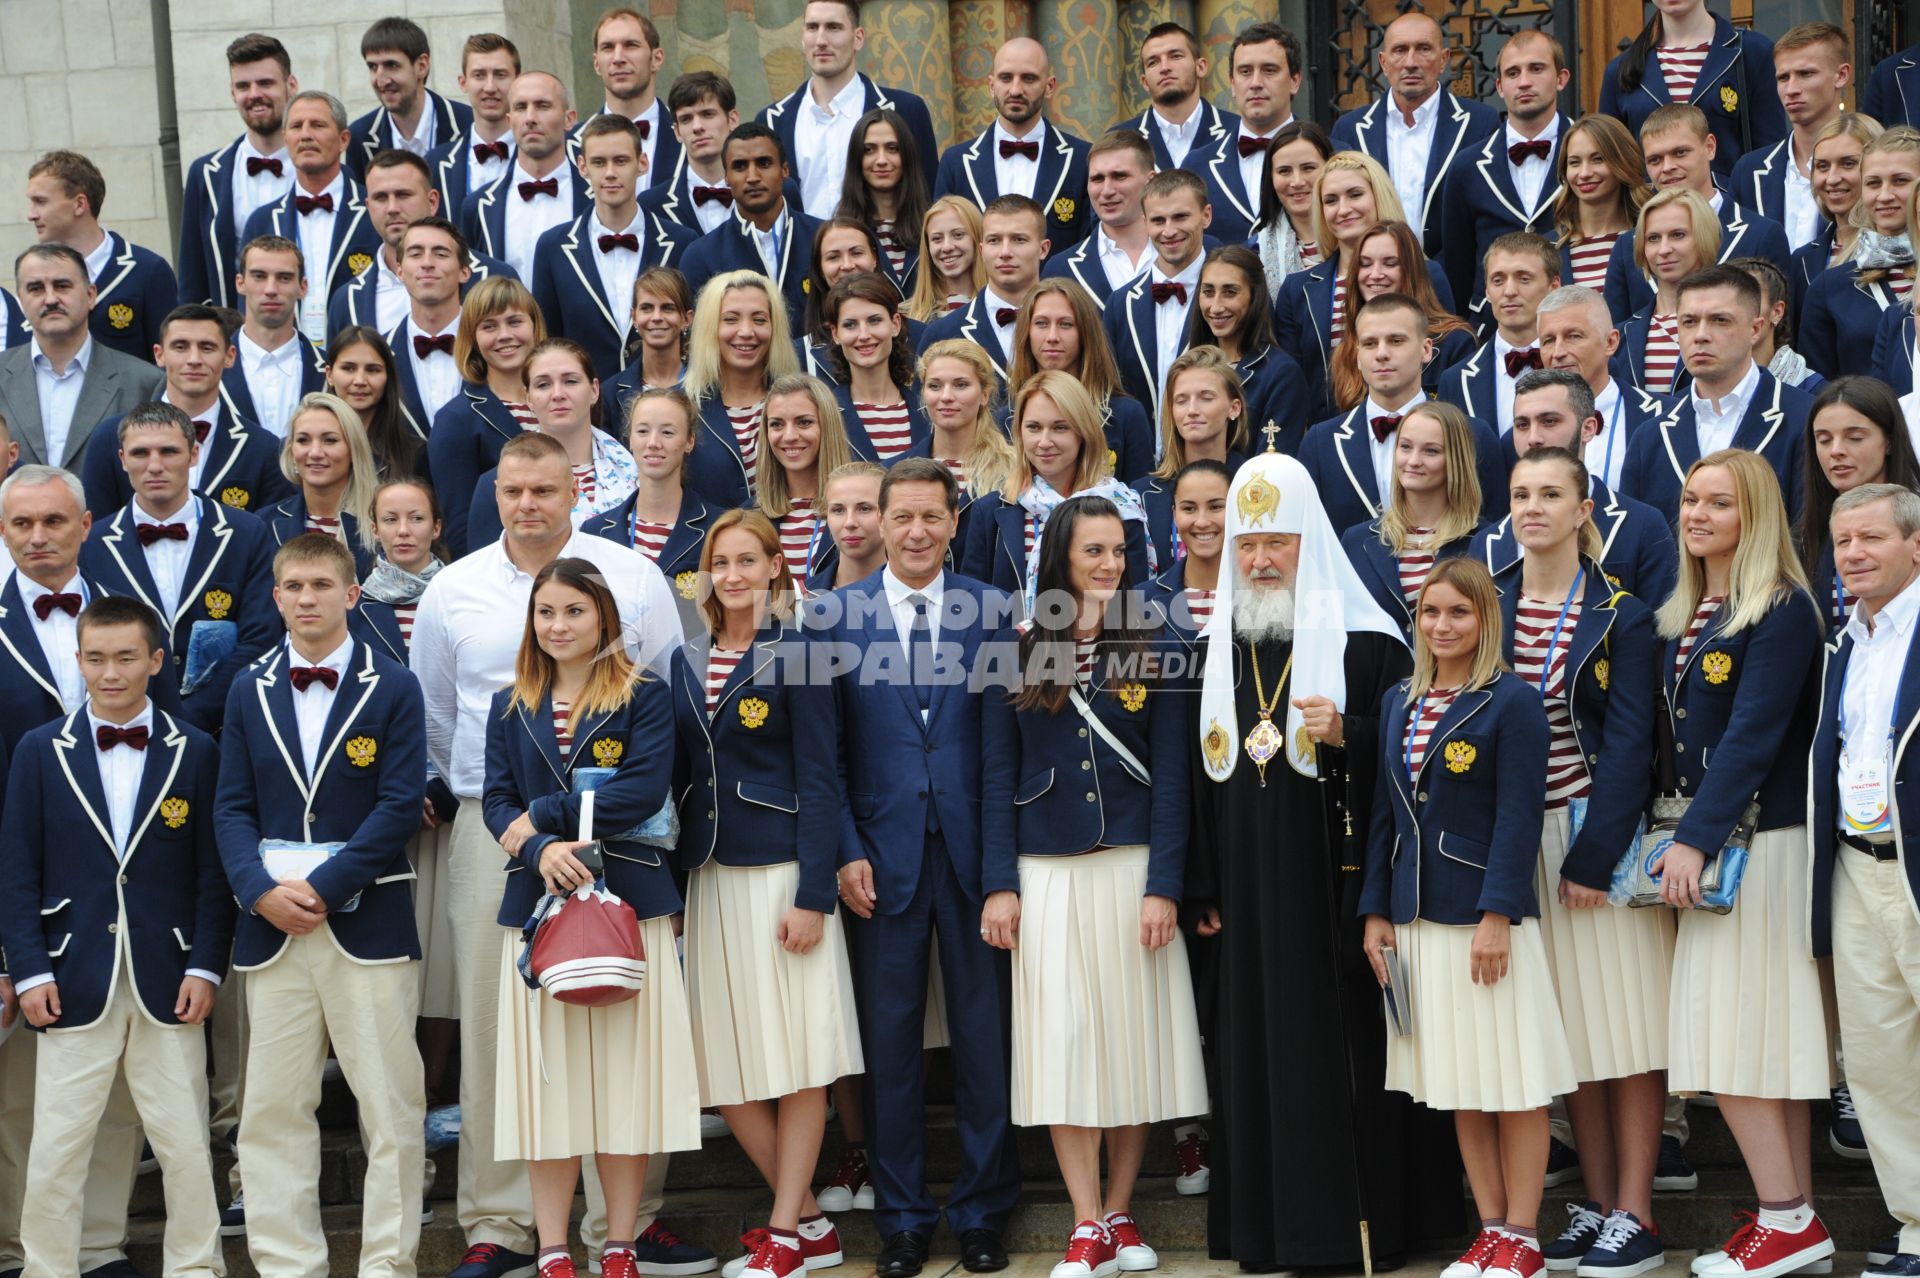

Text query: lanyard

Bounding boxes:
[1839,635,1906,757]
[1597,393,1625,488]
[1834,571,1850,630]
[1405,689,1445,783]
[1535,568,1585,697]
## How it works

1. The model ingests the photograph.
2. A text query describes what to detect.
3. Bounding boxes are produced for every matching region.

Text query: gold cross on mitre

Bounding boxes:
[1262,419,1280,452]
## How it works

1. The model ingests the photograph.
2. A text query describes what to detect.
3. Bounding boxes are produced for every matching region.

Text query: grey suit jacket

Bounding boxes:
[0,340,166,470]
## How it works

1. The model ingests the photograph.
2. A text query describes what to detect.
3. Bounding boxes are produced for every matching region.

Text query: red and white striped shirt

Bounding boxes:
[1567,233,1622,291]
[944,294,969,316]
[856,401,916,460]
[1298,239,1321,265]
[572,463,596,505]
[1675,596,1724,680]
[1512,595,1591,807]
[1183,587,1215,632]
[778,499,818,573]
[1396,529,1436,606]
[1075,636,1099,685]
[1404,686,1460,780]
[727,401,764,486]
[552,699,573,758]
[1022,513,1043,563]
[1892,269,1915,305]
[504,401,540,431]
[1644,314,1683,394]
[704,646,746,716]
[875,221,909,278]
[1329,277,1349,348]
[940,456,969,493]
[1656,43,1713,103]
[306,513,342,539]
[631,517,673,563]
[393,602,419,647]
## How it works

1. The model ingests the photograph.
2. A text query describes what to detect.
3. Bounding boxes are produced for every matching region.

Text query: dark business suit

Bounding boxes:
[1438,117,1571,333]
[425,383,526,557]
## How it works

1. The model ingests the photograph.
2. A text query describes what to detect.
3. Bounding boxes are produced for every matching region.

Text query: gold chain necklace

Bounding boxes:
[1246,644,1293,786]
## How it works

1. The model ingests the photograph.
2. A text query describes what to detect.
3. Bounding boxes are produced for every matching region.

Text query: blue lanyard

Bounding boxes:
[1405,690,1438,783]
[1834,572,1849,630]
[1598,394,1624,488]
[1535,568,1584,697]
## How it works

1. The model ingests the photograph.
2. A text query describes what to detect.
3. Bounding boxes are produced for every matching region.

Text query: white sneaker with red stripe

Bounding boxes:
[1050,1221,1119,1278]
[739,1231,805,1278]
[815,1147,874,1212]
[1696,1214,1834,1278]
[1484,1237,1547,1278]
[1445,1229,1510,1278]
[1104,1213,1157,1272]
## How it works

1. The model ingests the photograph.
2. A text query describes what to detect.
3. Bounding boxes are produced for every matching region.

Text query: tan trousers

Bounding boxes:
[0,1029,140,1271]
[208,970,248,1197]
[239,930,425,1278]
[23,978,221,1278]
[445,804,667,1253]
[1832,848,1920,1255]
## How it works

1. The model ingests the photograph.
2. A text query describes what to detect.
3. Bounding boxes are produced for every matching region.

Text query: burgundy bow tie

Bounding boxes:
[999,138,1040,161]
[414,333,455,359]
[693,185,733,207]
[1507,138,1552,164]
[193,419,212,444]
[598,232,639,253]
[136,522,189,547]
[293,193,334,215]
[1504,347,1544,377]
[96,724,148,752]
[32,592,81,621]
[1370,414,1403,442]
[518,177,559,201]
[289,665,339,693]
[247,155,283,178]
[994,306,1018,327]
[473,140,509,164]
[1151,281,1188,305]
[1237,135,1271,158]
[634,118,652,141]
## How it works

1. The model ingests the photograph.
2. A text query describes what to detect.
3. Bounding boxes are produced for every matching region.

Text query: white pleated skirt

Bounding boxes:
[1387,916,1577,1113]
[1667,825,1833,1099]
[493,921,703,1159]
[408,821,458,1020]
[685,861,864,1106]
[1534,807,1674,1082]
[1010,845,1209,1128]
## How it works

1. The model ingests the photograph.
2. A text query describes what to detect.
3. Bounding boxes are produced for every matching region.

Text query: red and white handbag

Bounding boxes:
[522,791,646,1006]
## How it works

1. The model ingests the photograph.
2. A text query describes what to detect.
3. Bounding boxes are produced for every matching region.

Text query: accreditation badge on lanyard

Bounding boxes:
[1840,698,1895,835]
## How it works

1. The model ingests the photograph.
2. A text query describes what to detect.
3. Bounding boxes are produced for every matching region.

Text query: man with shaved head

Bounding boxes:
[458,70,588,281]
[1330,11,1498,247]
[934,36,1091,246]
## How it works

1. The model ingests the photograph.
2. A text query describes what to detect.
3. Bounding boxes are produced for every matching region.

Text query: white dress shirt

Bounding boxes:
[625,101,666,179]
[232,137,295,235]
[1490,334,1537,436]
[795,77,866,219]
[1784,147,1819,252]
[502,161,576,282]
[466,131,516,198]
[994,120,1045,201]
[1235,116,1294,210]
[15,569,89,711]
[745,206,792,280]
[287,634,353,781]
[160,392,218,489]
[1839,569,1920,801]
[404,313,463,425]
[1150,256,1203,416]
[1690,359,1761,457]
[132,493,199,621]
[410,531,683,797]
[390,102,440,158]
[686,165,735,235]
[882,565,945,723]
[293,172,345,342]
[1387,92,1443,235]
[981,286,1021,358]
[1095,227,1152,289]
[1586,379,1629,492]
[1364,394,1420,503]
[372,253,409,336]
[1152,105,1203,167]
[30,335,93,466]
[1505,117,1561,214]
[238,330,304,439]
[81,232,115,285]
[590,208,643,341]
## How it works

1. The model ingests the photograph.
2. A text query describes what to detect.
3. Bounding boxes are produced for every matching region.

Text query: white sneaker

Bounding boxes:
[701,1111,731,1141]
[1104,1213,1157,1272]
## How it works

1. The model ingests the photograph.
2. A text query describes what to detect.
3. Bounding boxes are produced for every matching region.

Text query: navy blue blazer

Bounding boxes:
[1870,302,1918,397]
[580,486,720,585]
[219,335,327,438]
[348,595,415,666]
[1297,402,1508,535]
[685,394,758,511]
[637,164,804,235]
[324,247,517,335]
[1472,477,1679,609]
[761,75,940,202]
[0,707,231,1027]
[916,291,1015,385]
[1041,231,1146,310]
[1130,448,1248,568]
[797,338,844,386]
[425,126,511,218]
[1808,621,1920,956]
[828,383,930,463]
[1121,100,1238,176]
[0,572,183,753]
[1104,272,1198,425]
[1602,199,1792,323]
[668,622,838,911]
[1662,586,1822,844]
[886,435,986,557]
[241,179,382,304]
[1614,310,1685,397]
[84,232,180,363]
[2,288,23,349]
[1599,13,1787,178]
[1339,518,1482,633]
[483,679,680,926]
[804,569,1008,909]
[1357,671,1550,926]
[1140,557,1208,647]
[934,120,1091,248]
[82,497,280,732]
[605,357,685,426]
[1233,345,1308,447]
[1332,92,1503,247]
[215,641,427,967]
[1777,260,1899,381]
[1788,228,1836,324]
[1618,367,1810,525]
[80,401,292,519]
[565,103,683,189]
[979,626,1190,897]
[529,210,698,381]
[260,495,375,581]
[457,162,594,273]
[346,90,473,181]
[959,495,1152,600]
[1438,116,1572,330]
[678,206,825,338]
[1492,558,1657,888]
[425,382,525,557]
[382,315,453,453]
[177,139,261,309]
[1728,138,1798,232]
[1865,43,1920,129]
[1271,256,1460,419]
[1188,131,1265,245]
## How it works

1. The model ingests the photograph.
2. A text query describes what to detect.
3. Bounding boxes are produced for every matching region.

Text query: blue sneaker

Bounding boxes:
[1545,1203,1607,1271]
[1653,1135,1697,1192]
[1544,1137,1583,1188]
[1870,1237,1903,1267]
[633,1222,718,1276]
[449,1244,537,1278]
[1576,1211,1664,1278]
[1829,1086,1868,1160]
[218,1192,246,1238]
[1866,1257,1920,1278]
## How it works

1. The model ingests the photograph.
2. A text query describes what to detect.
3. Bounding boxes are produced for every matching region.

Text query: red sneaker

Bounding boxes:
[740,1231,805,1278]
[798,1218,843,1271]
[1486,1238,1546,1278]
[1172,1130,1209,1195]
[1444,1230,1509,1278]
[1104,1213,1157,1272]
[541,1256,579,1278]
[602,1251,640,1278]
[1699,1215,1835,1278]
[816,1148,873,1212]
[1050,1221,1118,1278]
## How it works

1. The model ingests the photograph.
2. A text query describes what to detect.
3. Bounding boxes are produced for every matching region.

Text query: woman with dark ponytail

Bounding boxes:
[1599,0,1786,178]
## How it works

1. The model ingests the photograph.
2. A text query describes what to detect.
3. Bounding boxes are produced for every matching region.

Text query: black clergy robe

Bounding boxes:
[1187,630,1464,1271]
